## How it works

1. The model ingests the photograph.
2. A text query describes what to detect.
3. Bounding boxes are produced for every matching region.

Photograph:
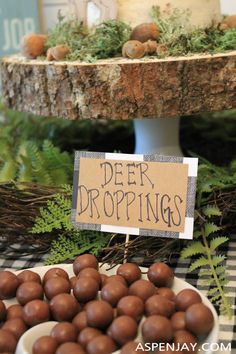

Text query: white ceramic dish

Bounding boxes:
[3,263,219,354]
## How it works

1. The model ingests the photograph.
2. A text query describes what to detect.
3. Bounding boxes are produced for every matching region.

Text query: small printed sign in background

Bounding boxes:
[72,152,198,240]
[0,0,43,56]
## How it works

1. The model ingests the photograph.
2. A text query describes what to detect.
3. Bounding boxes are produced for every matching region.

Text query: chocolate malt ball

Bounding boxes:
[185,303,214,336]
[0,329,17,352]
[129,279,156,302]
[86,300,114,329]
[7,304,24,321]
[51,322,78,344]
[23,300,50,327]
[78,268,101,287]
[50,293,81,322]
[43,268,69,285]
[87,335,117,354]
[0,300,6,322]
[73,277,99,303]
[117,295,144,322]
[174,330,197,354]
[17,270,41,285]
[73,254,98,275]
[171,312,186,332]
[78,327,102,348]
[109,315,138,345]
[33,336,58,354]
[121,341,146,354]
[142,315,173,343]
[72,311,88,332]
[44,277,71,300]
[175,289,202,311]
[101,281,128,307]
[16,281,44,305]
[147,263,174,287]
[145,295,175,318]
[104,275,127,287]
[56,342,86,354]
[117,263,141,285]
[2,318,28,340]
[157,287,176,302]
[0,271,19,299]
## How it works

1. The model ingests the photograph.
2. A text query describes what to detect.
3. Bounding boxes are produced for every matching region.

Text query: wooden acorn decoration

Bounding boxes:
[122,40,146,59]
[47,45,70,61]
[21,34,47,59]
[144,40,158,55]
[220,15,236,30]
[130,23,160,43]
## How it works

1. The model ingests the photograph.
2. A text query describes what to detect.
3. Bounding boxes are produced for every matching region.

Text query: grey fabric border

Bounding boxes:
[140,229,179,239]
[74,223,101,232]
[186,177,197,218]
[74,151,106,171]
[144,155,184,163]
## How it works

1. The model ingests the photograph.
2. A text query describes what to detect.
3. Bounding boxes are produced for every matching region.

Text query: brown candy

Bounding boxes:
[0,300,6,322]
[174,330,197,353]
[175,289,202,311]
[147,263,174,287]
[56,342,86,354]
[78,268,101,286]
[43,268,69,285]
[145,295,175,318]
[50,293,81,322]
[0,329,17,352]
[78,327,103,348]
[171,312,186,332]
[157,288,176,302]
[185,303,214,336]
[44,277,71,300]
[129,279,156,302]
[87,335,117,354]
[86,300,114,329]
[17,270,41,284]
[7,304,24,320]
[70,276,77,288]
[51,322,78,344]
[117,263,141,285]
[108,315,138,345]
[104,275,127,287]
[33,335,58,354]
[121,341,145,354]
[142,315,173,343]
[2,318,28,340]
[73,277,99,303]
[101,281,128,307]
[100,274,108,287]
[16,281,44,305]
[117,295,144,322]
[23,300,50,327]
[73,254,98,275]
[0,271,19,299]
[72,311,88,332]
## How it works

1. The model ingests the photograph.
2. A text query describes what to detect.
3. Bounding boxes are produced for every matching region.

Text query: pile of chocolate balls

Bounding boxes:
[0,254,214,354]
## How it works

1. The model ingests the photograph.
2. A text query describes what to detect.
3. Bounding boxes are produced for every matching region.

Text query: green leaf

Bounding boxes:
[212,255,226,267]
[210,237,229,252]
[204,223,221,237]
[202,205,222,218]
[181,242,205,259]
[189,257,209,272]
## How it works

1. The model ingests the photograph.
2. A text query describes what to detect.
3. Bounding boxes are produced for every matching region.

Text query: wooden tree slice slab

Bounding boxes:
[1,51,236,120]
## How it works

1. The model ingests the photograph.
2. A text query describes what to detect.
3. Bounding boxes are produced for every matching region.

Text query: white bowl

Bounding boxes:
[3,264,219,354]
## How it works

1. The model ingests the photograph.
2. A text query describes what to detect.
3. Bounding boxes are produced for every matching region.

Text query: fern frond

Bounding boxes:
[210,237,229,251]
[189,257,209,272]
[204,223,221,237]
[181,241,205,259]
[212,255,226,266]
[202,205,222,218]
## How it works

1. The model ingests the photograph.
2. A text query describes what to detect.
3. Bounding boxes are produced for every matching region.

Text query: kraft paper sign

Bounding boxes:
[72,152,198,240]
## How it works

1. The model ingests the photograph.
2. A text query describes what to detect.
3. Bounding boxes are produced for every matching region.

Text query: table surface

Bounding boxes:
[0,236,235,354]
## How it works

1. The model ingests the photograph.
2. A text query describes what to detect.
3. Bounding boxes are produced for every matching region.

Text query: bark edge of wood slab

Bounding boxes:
[1,51,236,120]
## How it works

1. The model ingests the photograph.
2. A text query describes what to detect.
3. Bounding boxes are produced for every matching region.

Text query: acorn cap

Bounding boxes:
[21,33,47,59]
[130,23,160,43]
[144,40,158,55]
[50,45,70,61]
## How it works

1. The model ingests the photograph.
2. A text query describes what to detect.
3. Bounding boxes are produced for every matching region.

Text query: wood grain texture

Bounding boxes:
[1,51,236,120]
